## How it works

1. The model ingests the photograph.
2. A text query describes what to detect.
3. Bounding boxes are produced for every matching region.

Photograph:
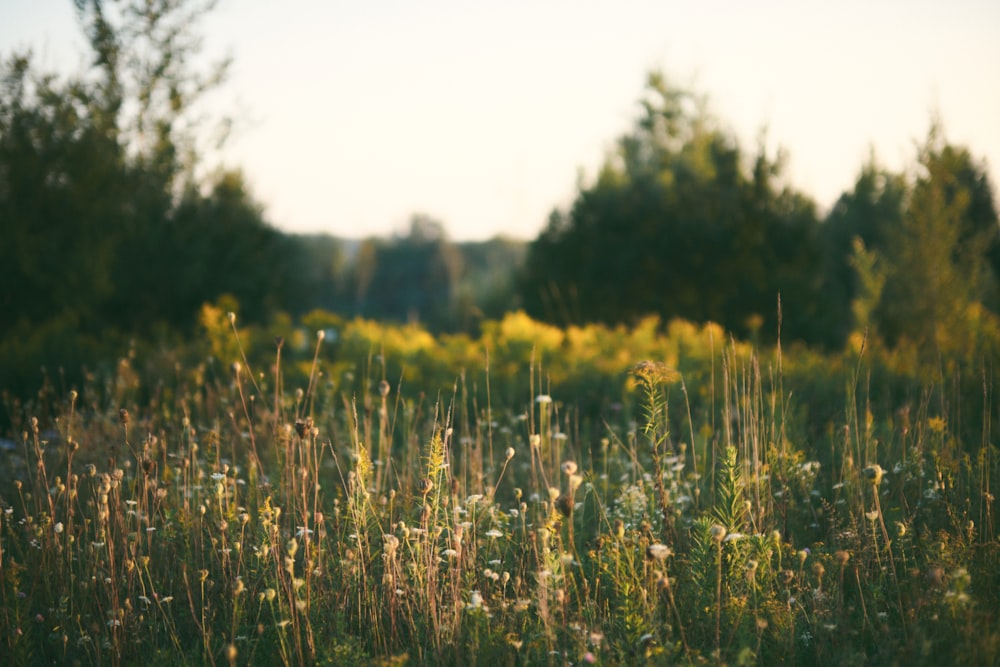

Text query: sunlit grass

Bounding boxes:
[0,314,997,665]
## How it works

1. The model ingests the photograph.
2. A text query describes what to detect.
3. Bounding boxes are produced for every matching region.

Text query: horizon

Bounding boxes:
[3,0,999,242]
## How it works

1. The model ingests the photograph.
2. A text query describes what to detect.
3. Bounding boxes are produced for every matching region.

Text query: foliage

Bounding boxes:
[875,127,1000,365]
[0,0,311,346]
[1,315,998,665]
[350,216,465,332]
[519,71,825,345]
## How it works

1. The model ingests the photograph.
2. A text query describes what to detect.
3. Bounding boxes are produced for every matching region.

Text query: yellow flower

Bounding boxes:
[927,417,946,434]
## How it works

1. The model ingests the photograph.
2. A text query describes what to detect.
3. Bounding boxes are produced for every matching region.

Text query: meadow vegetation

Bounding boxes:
[3,3,999,664]
[1,309,997,665]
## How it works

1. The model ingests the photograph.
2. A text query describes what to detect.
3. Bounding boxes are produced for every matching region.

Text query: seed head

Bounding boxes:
[862,464,885,486]
[646,543,672,561]
[631,360,681,386]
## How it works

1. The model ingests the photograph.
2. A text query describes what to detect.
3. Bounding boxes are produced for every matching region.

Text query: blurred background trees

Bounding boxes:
[1,1,998,397]
[519,72,1000,358]
[0,0,305,339]
[519,72,826,345]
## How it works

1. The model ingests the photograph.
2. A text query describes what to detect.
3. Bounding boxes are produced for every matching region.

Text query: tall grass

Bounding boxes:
[0,313,997,665]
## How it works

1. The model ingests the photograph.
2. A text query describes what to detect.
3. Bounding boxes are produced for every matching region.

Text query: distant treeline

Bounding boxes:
[291,220,526,334]
[2,0,999,396]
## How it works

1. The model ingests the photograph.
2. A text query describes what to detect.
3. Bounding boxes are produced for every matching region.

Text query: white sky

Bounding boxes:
[3,0,999,241]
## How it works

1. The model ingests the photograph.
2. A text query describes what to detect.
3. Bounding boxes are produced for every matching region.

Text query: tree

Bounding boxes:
[520,72,823,343]
[105,170,304,327]
[72,0,231,188]
[352,215,464,331]
[874,126,1000,361]
[817,156,907,346]
[0,53,130,333]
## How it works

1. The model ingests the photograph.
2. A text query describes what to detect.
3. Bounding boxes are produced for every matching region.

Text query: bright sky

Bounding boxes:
[3,0,999,241]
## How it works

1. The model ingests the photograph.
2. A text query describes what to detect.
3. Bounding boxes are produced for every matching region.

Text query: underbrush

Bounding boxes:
[0,313,997,665]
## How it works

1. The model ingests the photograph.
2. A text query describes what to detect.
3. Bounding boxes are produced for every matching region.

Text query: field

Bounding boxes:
[1,311,997,666]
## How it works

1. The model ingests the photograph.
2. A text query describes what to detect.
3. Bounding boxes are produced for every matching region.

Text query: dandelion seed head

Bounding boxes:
[646,543,672,560]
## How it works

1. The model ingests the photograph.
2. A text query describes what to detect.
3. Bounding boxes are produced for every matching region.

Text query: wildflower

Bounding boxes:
[466,590,486,611]
[862,464,885,486]
[835,550,850,566]
[865,510,879,522]
[485,528,503,539]
[646,543,672,561]
[529,434,541,449]
[54,522,64,534]
[709,524,727,542]
[561,460,578,475]
[505,447,515,460]
[536,394,552,404]
[293,418,312,439]
[631,361,681,385]
[555,494,574,517]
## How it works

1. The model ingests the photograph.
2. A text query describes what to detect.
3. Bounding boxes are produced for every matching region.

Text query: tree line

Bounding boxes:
[520,72,1000,361]
[2,1,999,389]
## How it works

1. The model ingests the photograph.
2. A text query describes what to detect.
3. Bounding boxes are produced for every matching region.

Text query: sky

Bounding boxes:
[2,0,999,241]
